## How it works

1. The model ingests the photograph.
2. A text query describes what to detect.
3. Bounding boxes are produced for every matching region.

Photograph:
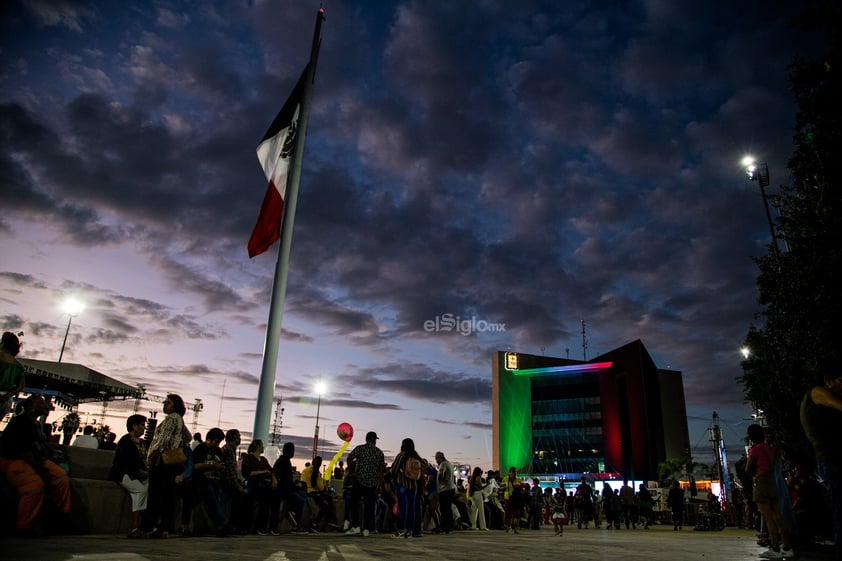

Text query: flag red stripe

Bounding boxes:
[247,181,286,258]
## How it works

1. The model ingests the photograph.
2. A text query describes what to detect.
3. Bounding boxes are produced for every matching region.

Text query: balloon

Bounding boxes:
[324,422,353,482]
[337,422,354,442]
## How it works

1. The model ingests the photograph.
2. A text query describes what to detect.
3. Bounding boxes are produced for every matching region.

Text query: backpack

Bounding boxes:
[403,456,422,481]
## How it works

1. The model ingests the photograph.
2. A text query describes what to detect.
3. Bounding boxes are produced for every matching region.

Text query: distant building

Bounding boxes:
[492,339,690,481]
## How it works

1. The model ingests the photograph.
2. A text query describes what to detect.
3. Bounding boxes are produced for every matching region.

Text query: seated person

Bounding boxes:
[108,414,148,536]
[300,455,332,532]
[0,395,71,535]
[72,425,99,448]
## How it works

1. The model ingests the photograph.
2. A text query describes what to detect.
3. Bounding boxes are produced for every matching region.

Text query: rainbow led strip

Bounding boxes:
[510,361,613,376]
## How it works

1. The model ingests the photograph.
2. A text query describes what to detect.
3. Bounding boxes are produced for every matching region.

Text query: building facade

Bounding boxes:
[492,339,690,481]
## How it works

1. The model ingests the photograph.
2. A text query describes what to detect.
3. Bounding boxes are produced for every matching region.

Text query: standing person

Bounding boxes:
[241,439,275,535]
[667,480,685,531]
[620,480,637,529]
[552,493,567,535]
[139,393,190,539]
[528,478,543,530]
[345,431,384,537]
[219,429,247,533]
[0,331,25,421]
[269,442,306,534]
[192,428,233,537]
[435,451,456,534]
[0,394,71,535]
[503,466,523,534]
[602,483,620,529]
[108,414,148,537]
[637,483,654,529]
[747,423,794,559]
[468,467,489,531]
[575,477,594,529]
[801,368,842,561]
[390,437,427,538]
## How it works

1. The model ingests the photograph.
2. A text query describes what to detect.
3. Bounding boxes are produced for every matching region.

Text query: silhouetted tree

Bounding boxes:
[739,3,841,470]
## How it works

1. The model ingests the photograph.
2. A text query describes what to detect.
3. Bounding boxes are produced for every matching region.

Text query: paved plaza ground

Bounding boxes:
[7,524,837,561]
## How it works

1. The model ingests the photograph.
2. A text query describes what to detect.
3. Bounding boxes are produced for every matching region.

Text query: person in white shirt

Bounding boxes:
[72,425,99,448]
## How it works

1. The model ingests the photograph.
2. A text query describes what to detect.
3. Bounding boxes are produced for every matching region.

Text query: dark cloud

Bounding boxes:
[1,0,820,463]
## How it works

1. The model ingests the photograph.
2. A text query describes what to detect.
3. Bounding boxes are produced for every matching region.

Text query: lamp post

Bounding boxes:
[312,381,326,460]
[741,156,780,256]
[59,298,84,362]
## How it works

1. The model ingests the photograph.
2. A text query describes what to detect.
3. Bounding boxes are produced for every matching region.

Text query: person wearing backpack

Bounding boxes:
[390,438,428,538]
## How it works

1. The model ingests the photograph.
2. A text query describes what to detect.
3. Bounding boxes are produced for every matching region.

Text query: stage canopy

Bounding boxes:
[19,358,142,409]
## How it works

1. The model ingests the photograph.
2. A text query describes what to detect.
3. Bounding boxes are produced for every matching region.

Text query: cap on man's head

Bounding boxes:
[365,431,378,441]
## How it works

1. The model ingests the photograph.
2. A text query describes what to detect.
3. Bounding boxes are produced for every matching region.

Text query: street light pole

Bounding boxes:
[58,298,84,362]
[58,315,74,362]
[742,157,780,256]
[312,381,326,460]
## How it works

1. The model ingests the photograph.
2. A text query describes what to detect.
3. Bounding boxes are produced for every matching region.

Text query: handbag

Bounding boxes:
[161,447,187,465]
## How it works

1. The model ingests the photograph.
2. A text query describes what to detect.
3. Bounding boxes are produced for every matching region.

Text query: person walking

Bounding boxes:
[345,431,384,537]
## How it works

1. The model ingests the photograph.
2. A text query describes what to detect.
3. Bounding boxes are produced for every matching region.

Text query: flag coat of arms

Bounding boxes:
[248,68,308,258]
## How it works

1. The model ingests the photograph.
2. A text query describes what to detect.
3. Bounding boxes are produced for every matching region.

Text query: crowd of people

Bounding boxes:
[0,345,840,559]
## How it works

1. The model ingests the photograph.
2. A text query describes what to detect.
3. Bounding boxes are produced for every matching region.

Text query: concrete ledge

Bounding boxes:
[69,478,133,535]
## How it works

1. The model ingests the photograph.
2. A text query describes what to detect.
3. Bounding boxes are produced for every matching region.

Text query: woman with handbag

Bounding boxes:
[747,423,794,559]
[139,393,190,539]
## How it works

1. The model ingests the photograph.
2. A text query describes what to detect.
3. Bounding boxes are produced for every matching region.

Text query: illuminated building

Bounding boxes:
[492,339,690,481]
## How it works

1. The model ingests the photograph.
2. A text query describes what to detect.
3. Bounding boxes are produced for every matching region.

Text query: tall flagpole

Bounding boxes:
[253,7,325,444]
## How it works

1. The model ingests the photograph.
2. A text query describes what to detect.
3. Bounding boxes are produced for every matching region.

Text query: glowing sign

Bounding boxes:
[505,352,519,370]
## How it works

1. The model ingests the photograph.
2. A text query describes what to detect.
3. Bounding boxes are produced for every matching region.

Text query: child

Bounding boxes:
[552,500,567,535]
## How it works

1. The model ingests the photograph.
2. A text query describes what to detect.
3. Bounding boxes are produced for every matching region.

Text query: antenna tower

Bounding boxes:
[271,397,285,445]
[581,319,588,361]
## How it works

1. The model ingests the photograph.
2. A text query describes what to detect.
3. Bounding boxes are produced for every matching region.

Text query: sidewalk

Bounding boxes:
[9,524,837,561]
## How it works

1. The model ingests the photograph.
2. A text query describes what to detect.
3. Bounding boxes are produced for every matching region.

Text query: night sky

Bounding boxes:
[0,1,822,471]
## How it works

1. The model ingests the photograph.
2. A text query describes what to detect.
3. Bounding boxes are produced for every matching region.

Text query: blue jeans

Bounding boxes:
[202,479,229,530]
[396,484,417,533]
[818,461,841,560]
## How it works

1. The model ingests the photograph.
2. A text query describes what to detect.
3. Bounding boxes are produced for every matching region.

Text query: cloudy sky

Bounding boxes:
[0,0,822,471]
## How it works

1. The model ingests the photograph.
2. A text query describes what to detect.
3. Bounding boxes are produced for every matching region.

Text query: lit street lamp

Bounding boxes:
[59,298,85,362]
[741,156,780,256]
[312,381,326,460]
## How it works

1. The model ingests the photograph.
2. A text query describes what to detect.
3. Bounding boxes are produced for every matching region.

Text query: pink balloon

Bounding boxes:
[337,422,353,442]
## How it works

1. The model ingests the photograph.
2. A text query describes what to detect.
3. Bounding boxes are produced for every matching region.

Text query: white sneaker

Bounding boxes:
[781,547,795,558]
[345,527,361,536]
[362,529,370,537]
[759,548,783,559]
[343,520,350,531]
